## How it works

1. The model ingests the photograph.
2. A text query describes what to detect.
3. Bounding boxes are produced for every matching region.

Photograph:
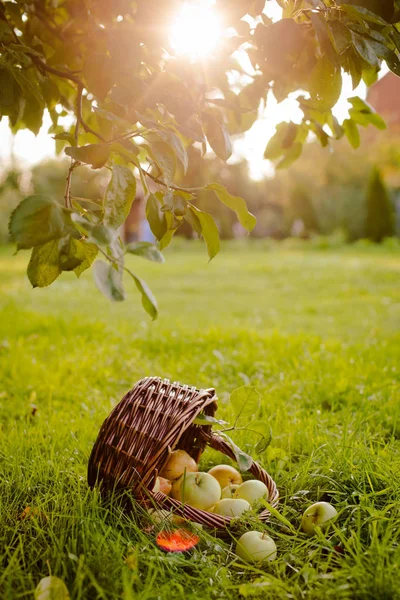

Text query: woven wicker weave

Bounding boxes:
[88,376,279,530]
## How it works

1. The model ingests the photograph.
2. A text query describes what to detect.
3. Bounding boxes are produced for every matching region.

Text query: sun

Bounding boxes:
[169,1,221,60]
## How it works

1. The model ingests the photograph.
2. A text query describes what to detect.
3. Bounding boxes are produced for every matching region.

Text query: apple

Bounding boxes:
[171,472,221,510]
[301,502,338,536]
[152,478,161,493]
[221,484,240,499]
[158,477,172,495]
[148,509,173,524]
[159,449,198,481]
[148,509,185,525]
[212,498,250,517]
[208,465,243,489]
[234,480,269,506]
[235,531,277,564]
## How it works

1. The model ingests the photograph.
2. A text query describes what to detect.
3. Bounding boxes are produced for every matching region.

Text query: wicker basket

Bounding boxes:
[88,377,279,530]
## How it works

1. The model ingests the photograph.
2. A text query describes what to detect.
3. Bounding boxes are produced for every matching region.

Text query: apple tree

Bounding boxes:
[3,0,400,317]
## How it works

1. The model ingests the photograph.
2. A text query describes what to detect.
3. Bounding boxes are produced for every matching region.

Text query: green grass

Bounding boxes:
[1,240,400,600]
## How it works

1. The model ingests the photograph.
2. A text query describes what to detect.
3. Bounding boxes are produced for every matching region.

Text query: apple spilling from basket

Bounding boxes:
[149,450,338,564]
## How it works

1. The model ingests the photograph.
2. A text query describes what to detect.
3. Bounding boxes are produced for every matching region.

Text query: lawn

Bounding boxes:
[1,241,400,600]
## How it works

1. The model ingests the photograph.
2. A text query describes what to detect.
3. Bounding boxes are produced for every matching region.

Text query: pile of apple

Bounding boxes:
[153,449,270,515]
[150,449,338,564]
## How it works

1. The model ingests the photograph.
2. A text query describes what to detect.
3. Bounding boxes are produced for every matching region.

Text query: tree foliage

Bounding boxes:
[365,166,395,242]
[2,0,400,315]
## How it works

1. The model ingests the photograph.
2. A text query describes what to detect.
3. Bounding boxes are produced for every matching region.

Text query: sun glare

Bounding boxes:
[169,2,221,60]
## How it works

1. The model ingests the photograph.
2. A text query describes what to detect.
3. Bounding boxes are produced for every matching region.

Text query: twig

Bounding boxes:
[141,168,204,194]
[31,55,81,85]
[64,162,79,209]
[74,83,83,144]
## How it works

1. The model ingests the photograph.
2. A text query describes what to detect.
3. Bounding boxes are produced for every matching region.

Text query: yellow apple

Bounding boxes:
[235,531,277,563]
[301,502,338,536]
[212,498,250,517]
[152,478,161,493]
[208,464,243,489]
[171,472,221,510]
[160,449,198,481]
[221,484,240,499]
[158,477,172,495]
[234,480,269,506]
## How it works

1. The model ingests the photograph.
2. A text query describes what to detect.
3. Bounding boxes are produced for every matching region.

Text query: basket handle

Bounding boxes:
[153,431,279,531]
[205,431,279,508]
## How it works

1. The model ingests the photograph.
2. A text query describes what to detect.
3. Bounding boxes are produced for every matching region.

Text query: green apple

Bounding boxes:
[301,502,338,536]
[208,464,242,489]
[221,484,240,499]
[235,531,277,564]
[148,509,185,525]
[171,471,221,510]
[234,480,269,506]
[160,449,198,481]
[212,498,250,517]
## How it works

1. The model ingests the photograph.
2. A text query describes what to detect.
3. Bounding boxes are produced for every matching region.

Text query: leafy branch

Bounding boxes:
[3,0,399,313]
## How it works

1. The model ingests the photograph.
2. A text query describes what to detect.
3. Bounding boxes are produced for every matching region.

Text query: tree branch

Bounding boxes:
[31,55,81,85]
[141,168,204,194]
[64,162,79,209]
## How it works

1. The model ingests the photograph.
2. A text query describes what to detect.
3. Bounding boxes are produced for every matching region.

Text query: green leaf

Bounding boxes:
[351,34,379,66]
[59,237,86,272]
[346,54,363,89]
[230,386,261,420]
[157,130,188,174]
[34,575,70,600]
[110,141,140,164]
[83,54,115,100]
[276,142,303,169]
[0,21,15,44]
[103,165,136,229]
[22,95,44,135]
[362,65,379,86]
[264,122,295,160]
[386,51,400,77]
[343,118,360,148]
[188,205,220,260]
[206,183,256,232]
[150,141,176,183]
[249,421,273,455]
[53,132,76,146]
[9,195,69,250]
[184,206,202,236]
[27,240,62,288]
[93,106,131,129]
[159,229,175,251]
[310,13,338,65]
[220,433,253,472]
[202,113,232,161]
[74,242,98,278]
[193,414,229,426]
[309,57,342,111]
[71,214,116,245]
[65,144,109,169]
[348,97,386,129]
[328,21,352,55]
[341,4,389,25]
[0,68,16,107]
[146,194,167,241]
[126,242,165,263]
[126,271,158,320]
[93,260,125,302]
